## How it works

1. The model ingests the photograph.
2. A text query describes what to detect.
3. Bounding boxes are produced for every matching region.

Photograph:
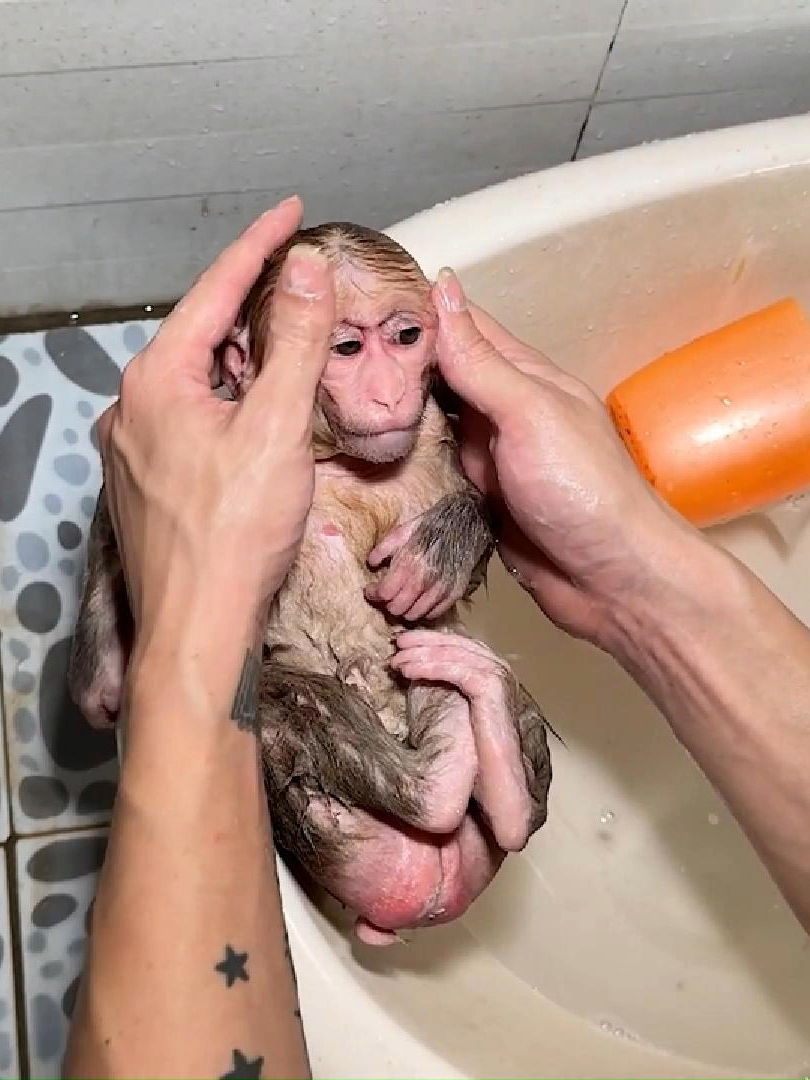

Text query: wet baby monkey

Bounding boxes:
[68,223,553,946]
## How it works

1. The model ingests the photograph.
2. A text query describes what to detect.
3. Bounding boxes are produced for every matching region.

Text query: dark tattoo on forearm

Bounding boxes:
[231,648,260,733]
[215,944,249,987]
[220,1049,264,1079]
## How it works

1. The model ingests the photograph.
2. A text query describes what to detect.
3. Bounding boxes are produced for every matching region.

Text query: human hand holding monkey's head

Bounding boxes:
[95,197,335,637]
[431,269,704,653]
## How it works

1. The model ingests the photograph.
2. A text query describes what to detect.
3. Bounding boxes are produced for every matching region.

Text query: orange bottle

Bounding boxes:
[606,298,810,529]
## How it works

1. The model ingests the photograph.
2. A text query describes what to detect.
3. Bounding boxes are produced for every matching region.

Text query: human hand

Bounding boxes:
[96,196,335,637]
[430,268,698,648]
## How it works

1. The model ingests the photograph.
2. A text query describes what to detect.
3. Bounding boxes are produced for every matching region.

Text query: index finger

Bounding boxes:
[155,195,304,365]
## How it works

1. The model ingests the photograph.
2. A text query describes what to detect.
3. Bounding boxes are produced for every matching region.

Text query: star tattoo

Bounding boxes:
[220,1049,264,1079]
[215,944,249,988]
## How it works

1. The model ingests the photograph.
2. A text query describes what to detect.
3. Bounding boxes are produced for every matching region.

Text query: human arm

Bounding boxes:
[63,198,336,1079]
[431,268,810,934]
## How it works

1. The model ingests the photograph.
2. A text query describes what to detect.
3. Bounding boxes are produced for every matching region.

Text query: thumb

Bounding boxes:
[242,244,335,431]
[432,268,531,425]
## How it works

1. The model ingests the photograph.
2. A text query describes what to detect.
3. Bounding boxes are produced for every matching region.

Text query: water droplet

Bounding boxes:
[144,304,153,313]
[599,809,614,825]
[600,1020,613,1032]
[69,313,79,322]
[720,396,731,406]
[708,813,719,826]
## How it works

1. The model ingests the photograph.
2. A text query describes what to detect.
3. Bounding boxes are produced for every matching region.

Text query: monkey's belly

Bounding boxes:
[267,581,411,739]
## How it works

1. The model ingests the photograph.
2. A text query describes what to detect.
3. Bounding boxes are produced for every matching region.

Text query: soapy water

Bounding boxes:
[596,1017,647,1045]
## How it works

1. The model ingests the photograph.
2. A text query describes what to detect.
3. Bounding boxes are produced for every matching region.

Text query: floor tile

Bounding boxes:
[16,827,108,1078]
[0,321,158,834]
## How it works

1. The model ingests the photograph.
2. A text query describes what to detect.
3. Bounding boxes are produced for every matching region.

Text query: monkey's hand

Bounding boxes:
[366,490,494,622]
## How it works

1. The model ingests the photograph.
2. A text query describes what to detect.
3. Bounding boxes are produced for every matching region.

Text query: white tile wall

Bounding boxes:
[0,0,808,314]
[0,0,624,317]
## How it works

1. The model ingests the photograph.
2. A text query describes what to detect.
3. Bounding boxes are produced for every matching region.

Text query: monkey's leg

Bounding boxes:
[392,630,552,852]
[259,663,477,844]
[259,664,500,938]
[67,485,132,729]
[366,487,494,621]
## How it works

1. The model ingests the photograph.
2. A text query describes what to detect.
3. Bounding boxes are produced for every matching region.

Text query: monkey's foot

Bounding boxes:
[391,630,533,852]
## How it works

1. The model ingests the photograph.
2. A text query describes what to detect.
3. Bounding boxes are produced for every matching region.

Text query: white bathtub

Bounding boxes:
[280,115,810,1080]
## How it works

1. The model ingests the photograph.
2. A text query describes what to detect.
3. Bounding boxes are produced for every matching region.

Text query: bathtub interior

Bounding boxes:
[284,161,810,1080]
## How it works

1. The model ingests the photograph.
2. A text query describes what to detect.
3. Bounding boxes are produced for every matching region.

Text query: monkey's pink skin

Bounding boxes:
[313,806,505,946]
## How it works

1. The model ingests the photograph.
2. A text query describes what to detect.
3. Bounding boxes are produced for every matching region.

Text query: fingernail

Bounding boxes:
[436,267,467,313]
[281,244,328,298]
[256,195,298,220]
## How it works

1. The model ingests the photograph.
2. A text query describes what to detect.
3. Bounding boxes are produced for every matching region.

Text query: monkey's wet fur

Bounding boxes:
[68,222,552,946]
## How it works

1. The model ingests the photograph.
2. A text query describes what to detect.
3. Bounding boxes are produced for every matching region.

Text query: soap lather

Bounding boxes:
[606,297,810,530]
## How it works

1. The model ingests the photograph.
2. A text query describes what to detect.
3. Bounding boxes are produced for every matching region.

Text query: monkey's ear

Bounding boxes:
[217,327,253,400]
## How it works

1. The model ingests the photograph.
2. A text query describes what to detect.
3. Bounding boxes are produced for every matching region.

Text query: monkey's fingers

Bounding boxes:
[368,553,431,610]
[402,581,455,623]
[367,518,419,568]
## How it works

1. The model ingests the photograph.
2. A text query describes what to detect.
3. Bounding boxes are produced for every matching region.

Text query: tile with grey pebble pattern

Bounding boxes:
[0,321,159,835]
[16,827,109,1078]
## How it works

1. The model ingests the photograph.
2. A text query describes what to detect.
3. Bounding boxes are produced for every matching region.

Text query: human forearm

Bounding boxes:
[63,592,309,1080]
[604,521,810,931]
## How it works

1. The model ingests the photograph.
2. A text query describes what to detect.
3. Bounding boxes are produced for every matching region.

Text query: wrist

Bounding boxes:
[126,580,267,726]
[596,509,739,674]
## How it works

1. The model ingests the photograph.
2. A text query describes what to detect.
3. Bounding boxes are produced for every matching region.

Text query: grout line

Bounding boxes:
[6,840,30,1080]
[572,0,631,160]
[0,303,174,334]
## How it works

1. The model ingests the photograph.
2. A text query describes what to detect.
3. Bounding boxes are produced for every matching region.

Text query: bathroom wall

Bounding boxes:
[1,0,809,320]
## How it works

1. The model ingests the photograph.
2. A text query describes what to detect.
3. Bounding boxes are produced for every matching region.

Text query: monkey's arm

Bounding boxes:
[67,485,132,728]
[366,485,494,622]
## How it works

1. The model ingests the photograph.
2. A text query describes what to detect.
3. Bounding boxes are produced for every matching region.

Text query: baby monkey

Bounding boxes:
[68,222,553,946]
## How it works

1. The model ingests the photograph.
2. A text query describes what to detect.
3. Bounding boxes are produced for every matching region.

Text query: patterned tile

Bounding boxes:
[0,848,21,1079]
[16,827,108,1079]
[0,321,158,834]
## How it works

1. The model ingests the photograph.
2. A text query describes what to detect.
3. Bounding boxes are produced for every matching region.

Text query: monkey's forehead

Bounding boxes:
[333,281,436,328]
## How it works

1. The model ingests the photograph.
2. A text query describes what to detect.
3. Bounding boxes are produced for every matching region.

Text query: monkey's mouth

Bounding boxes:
[342,425,420,463]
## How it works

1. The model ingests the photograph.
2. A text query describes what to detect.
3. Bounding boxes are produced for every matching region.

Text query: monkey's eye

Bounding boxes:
[397,326,421,346]
[333,339,363,356]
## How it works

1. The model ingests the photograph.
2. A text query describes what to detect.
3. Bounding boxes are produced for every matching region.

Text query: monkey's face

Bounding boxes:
[314,268,437,464]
